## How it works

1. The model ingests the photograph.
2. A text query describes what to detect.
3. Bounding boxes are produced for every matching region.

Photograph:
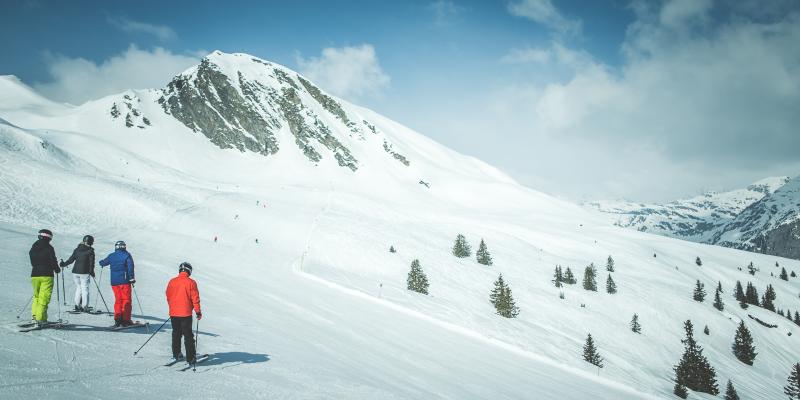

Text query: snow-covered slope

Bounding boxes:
[587,176,790,242]
[1,52,800,400]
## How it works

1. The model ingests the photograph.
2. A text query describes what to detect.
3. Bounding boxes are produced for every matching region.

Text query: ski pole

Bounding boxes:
[94,268,103,309]
[16,297,32,319]
[55,273,61,322]
[62,270,67,306]
[193,318,199,371]
[133,318,169,356]
[132,285,149,333]
[91,275,111,313]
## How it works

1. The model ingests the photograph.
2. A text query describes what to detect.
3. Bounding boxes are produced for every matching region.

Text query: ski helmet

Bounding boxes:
[83,235,94,246]
[178,262,193,275]
[37,229,53,241]
[115,240,126,250]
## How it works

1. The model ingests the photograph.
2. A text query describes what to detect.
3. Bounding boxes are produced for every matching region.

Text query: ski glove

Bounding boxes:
[90,271,95,278]
[59,259,66,267]
[129,279,136,285]
[196,312,202,320]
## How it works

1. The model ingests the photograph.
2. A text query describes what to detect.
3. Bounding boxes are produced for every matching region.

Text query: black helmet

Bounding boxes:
[38,229,53,241]
[115,240,126,250]
[83,235,94,246]
[179,262,193,275]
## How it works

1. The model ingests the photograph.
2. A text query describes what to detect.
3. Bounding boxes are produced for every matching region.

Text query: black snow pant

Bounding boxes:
[171,316,196,362]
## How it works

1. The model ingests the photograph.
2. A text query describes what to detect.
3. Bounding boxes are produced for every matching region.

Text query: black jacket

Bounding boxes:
[29,239,60,277]
[61,243,95,275]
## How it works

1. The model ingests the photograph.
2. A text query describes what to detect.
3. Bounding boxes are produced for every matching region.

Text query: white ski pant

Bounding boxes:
[73,273,90,307]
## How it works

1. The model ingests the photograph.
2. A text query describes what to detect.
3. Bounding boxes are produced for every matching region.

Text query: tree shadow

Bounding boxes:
[200,352,271,367]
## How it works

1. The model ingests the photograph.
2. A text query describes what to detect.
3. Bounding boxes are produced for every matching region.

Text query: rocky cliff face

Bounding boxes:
[154,51,409,172]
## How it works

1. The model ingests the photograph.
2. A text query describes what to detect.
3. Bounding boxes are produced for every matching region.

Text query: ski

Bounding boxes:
[17,321,37,328]
[163,356,186,367]
[108,321,149,331]
[19,321,69,332]
[67,310,104,315]
[179,354,210,372]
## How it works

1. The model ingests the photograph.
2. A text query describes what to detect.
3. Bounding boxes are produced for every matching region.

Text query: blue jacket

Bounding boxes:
[99,249,135,286]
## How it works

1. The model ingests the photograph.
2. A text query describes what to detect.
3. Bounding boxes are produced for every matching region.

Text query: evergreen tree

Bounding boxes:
[785,363,800,399]
[673,383,688,399]
[731,320,757,365]
[747,262,758,275]
[583,263,597,291]
[717,281,723,293]
[724,380,740,400]
[696,256,702,266]
[781,267,789,281]
[762,284,776,311]
[795,311,800,326]
[553,265,563,288]
[606,274,617,294]
[563,267,577,284]
[582,334,603,368]
[745,282,760,306]
[476,239,493,266]
[489,274,519,318]
[406,259,430,295]
[703,325,710,335]
[792,271,797,278]
[673,320,719,395]
[734,281,745,302]
[452,234,472,258]
[630,314,641,334]
[713,287,724,311]
[606,255,615,272]
[693,280,706,302]
[389,245,397,253]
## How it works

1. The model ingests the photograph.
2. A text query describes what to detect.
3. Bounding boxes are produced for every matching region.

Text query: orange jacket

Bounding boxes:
[166,272,201,317]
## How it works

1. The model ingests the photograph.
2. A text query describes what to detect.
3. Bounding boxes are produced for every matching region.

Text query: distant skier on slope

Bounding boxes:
[99,241,135,327]
[60,235,96,312]
[28,229,60,326]
[166,262,202,364]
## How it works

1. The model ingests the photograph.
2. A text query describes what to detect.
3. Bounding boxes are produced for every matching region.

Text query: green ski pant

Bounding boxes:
[31,277,54,322]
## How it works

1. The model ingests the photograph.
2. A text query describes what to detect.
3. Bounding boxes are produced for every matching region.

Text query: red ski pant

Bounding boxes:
[112,284,132,322]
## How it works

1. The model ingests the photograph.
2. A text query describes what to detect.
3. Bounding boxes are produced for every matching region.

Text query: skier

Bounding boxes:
[60,235,95,312]
[29,229,60,326]
[99,241,135,327]
[166,262,202,364]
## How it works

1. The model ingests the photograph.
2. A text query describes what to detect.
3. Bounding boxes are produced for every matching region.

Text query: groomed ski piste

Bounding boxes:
[1,54,799,399]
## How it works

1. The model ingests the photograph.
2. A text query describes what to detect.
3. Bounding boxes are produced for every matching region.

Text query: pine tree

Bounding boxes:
[563,267,577,284]
[693,280,706,302]
[606,255,615,272]
[731,320,757,365]
[696,256,702,266]
[734,281,745,302]
[785,363,800,399]
[781,267,789,281]
[717,281,723,293]
[476,239,493,266]
[795,311,800,327]
[606,274,617,294]
[724,380,740,400]
[630,314,641,334]
[553,266,564,288]
[792,271,797,278]
[490,274,519,318]
[582,334,603,368]
[406,259,430,295]
[762,284,776,311]
[713,287,724,311]
[452,234,472,258]
[703,325,710,335]
[747,262,758,275]
[673,382,688,399]
[389,245,396,253]
[745,282,760,306]
[583,263,597,291]
[673,320,719,395]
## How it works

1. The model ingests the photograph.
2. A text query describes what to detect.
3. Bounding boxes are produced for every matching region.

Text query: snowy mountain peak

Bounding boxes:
[746,176,791,194]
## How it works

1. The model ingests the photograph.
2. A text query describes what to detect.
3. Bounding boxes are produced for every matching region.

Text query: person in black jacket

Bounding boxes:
[29,229,60,324]
[60,235,96,312]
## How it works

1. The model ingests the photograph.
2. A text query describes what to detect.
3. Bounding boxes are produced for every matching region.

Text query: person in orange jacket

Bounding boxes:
[165,262,202,364]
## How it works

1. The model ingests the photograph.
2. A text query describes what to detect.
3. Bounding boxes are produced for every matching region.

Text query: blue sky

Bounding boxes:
[2,0,799,201]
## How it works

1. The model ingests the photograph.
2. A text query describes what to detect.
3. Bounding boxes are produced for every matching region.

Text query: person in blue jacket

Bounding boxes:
[99,241,135,327]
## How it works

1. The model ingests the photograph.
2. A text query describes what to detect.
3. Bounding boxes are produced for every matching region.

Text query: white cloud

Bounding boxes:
[500,47,551,64]
[296,44,390,101]
[108,17,177,41]
[429,0,466,27]
[34,45,200,105]
[507,0,581,36]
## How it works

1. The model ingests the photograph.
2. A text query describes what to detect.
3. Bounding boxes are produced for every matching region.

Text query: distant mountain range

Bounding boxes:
[587,176,800,259]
